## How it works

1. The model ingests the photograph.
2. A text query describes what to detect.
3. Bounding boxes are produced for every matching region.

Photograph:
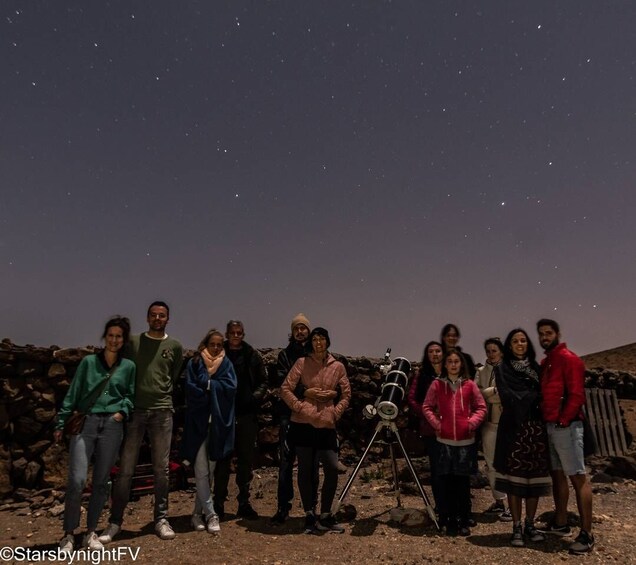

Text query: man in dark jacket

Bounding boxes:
[537,318,594,555]
[213,320,268,519]
[270,314,311,523]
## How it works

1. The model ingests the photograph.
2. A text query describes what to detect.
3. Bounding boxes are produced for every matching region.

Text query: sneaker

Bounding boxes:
[237,503,259,520]
[545,522,572,537]
[524,520,546,542]
[83,532,104,550]
[316,514,345,533]
[303,513,319,535]
[569,530,595,555]
[206,514,221,534]
[458,526,471,537]
[155,519,176,540]
[511,524,525,547]
[484,501,505,514]
[499,509,513,522]
[270,506,290,524]
[191,514,205,532]
[59,534,74,556]
[98,523,120,544]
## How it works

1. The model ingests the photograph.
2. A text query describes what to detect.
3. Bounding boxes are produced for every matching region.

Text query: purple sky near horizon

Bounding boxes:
[1,2,635,361]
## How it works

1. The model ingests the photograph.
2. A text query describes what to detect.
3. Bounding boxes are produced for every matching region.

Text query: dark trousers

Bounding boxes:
[214,413,258,506]
[276,417,319,510]
[424,436,443,511]
[296,446,339,515]
[276,418,295,509]
[438,474,471,527]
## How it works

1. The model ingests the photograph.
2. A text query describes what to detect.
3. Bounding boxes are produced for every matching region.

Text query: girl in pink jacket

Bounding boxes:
[423,348,486,536]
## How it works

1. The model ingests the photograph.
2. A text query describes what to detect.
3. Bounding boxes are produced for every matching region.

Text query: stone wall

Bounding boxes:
[1,338,634,499]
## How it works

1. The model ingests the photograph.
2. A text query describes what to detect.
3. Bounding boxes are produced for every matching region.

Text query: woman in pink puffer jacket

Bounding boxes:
[281,327,351,534]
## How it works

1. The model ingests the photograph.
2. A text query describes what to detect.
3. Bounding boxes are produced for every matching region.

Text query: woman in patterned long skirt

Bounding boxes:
[494,328,552,548]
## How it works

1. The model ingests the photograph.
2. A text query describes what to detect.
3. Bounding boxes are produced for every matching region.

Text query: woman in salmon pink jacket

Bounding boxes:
[281,327,351,534]
[423,348,486,536]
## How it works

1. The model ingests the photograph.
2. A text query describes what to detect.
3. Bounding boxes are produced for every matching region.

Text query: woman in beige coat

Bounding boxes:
[476,338,511,521]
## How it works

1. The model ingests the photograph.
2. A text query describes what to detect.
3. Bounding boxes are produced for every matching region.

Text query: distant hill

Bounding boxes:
[582,343,636,373]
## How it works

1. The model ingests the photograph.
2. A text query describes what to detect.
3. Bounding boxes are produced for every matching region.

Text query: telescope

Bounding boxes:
[336,348,438,530]
[364,349,411,421]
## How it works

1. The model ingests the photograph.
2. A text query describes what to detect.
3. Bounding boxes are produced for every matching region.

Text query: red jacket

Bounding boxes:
[540,343,586,426]
[422,377,486,446]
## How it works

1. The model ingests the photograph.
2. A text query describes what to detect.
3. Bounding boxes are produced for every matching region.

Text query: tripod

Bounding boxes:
[333,418,440,530]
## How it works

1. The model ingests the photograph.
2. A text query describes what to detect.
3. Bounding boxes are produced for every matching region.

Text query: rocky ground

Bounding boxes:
[2,399,635,565]
[1,455,636,565]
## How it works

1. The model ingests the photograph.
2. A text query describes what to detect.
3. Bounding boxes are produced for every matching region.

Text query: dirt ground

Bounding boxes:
[2,463,636,564]
[2,400,636,565]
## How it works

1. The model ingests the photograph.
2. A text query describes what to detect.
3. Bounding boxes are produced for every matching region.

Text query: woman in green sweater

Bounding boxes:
[53,316,136,555]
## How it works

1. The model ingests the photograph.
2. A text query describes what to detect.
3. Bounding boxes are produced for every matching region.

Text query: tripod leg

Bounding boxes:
[392,428,440,531]
[332,422,384,514]
[388,443,402,508]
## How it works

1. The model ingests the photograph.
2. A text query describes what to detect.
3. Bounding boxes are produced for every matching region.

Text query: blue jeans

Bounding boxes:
[193,441,217,519]
[110,409,173,525]
[64,414,124,532]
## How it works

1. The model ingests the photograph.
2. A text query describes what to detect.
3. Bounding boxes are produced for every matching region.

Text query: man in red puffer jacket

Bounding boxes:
[537,318,594,556]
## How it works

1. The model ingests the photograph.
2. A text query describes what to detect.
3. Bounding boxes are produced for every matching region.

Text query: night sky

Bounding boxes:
[2,2,635,361]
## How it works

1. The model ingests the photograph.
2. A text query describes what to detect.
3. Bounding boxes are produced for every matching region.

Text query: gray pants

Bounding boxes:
[109,409,173,525]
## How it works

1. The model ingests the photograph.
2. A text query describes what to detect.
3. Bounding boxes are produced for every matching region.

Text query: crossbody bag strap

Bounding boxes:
[77,368,114,413]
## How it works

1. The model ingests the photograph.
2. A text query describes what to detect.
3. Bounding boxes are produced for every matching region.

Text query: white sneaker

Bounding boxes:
[206,514,220,534]
[98,523,120,544]
[59,534,74,556]
[191,514,205,532]
[155,519,176,540]
[83,532,104,550]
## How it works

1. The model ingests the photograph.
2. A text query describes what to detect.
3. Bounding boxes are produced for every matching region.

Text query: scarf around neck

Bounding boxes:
[201,348,225,375]
[511,357,539,382]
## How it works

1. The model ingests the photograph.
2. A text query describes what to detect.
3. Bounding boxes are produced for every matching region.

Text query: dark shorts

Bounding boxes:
[288,422,338,451]
[435,442,477,476]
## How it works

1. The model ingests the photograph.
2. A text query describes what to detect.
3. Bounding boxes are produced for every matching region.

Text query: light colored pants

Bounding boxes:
[64,414,124,532]
[481,422,506,502]
[547,421,586,476]
[193,441,217,519]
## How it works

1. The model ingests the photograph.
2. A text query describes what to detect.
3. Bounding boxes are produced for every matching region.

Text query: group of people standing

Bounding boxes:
[53,305,594,556]
[54,305,351,553]
[409,321,594,555]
